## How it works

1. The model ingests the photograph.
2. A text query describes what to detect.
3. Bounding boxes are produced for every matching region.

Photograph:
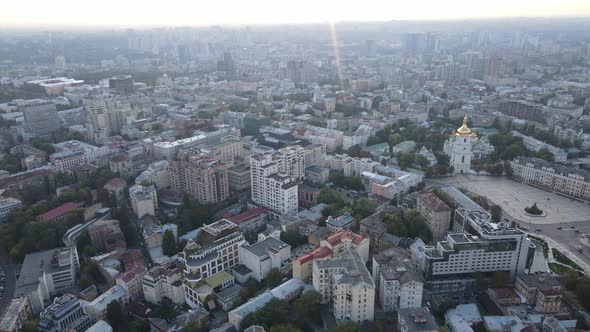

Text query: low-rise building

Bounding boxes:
[0,297,31,332]
[397,308,438,332]
[224,207,268,234]
[85,285,127,322]
[228,278,305,330]
[298,184,320,208]
[36,202,81,222]
[0,196,22,223]
[238,237,291,282]
[15,246,80,313]
[515,273,562,313]
[511,156,590,201]
[326,213,355,232]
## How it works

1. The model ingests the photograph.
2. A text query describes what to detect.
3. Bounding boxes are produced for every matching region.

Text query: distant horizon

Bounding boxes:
[2,15,590,32]
[2,0,590,30]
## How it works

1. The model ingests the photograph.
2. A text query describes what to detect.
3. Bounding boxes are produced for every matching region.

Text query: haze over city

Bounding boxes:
[2,3,590,332]
[2,0,590,27]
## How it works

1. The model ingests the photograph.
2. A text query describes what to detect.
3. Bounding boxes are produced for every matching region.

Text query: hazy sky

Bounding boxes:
[2,0,590,27]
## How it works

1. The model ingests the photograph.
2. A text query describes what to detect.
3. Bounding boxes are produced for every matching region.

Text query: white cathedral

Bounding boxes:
[443,115,478,174]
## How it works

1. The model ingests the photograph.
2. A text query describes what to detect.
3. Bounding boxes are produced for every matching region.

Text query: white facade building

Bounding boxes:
[312,251,375,323]
[129,184,158,219]
[250,148,302,215]
[373,248,423,312]
[142,265,185,305]
[238,237,291,282]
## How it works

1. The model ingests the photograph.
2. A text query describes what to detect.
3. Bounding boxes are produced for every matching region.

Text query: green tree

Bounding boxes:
[294,290,322,323]
[492,271,510,288]
[490,205,502,223]
[415,154,430,170]
[106,300,124,330]
[23,319,39,332]
[333,322,360,332]
[162,229,177,256]
[563,269,579,291]
[353,198,377,219]
[183,320,206,332]
[265,268,283,288]
[398,153,415,170]
[348,145,371,158]
[270,324,302,332]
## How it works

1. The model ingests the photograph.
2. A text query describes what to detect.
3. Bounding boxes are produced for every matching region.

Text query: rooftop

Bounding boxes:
[242,237,290,258]
[37,202,80,221]
[16,247,75,297]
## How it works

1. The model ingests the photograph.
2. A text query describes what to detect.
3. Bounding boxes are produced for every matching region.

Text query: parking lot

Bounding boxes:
[432,175,590,225]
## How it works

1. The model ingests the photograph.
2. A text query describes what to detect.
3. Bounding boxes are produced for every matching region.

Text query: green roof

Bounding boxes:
[205,271,233,288]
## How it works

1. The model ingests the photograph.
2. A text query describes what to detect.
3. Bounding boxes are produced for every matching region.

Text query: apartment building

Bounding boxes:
[142,264,184,305]
[21,99,60,139]
[129,184,158,219]
[250,150,300,215]
[373,247,424,312]
[228,162,250,192]
[511,156,590,200]
[312,250,375,323]
[515,273,563,314]
[178,219,245,308]
[200,135,244,164]
[498,100,545,123]
[327,154,378,177]
[416,192,452,241]
[304,143,327,168]
[170,150,230,204]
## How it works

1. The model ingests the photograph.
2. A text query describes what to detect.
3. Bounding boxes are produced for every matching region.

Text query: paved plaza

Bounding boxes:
[432,175,590,225]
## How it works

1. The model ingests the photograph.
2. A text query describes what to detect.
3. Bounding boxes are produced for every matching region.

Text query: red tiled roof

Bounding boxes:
[325,229,365,246]
[104,177,126,188]
[226,207,267,225]
[295,246,332,264]
[117,265,146,283]
[37,202,80,221]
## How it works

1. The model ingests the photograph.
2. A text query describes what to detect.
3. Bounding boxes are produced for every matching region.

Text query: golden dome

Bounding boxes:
[455,115,477,137]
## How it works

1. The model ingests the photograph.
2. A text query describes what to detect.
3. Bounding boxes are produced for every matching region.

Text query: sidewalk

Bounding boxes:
[535,234,590,274]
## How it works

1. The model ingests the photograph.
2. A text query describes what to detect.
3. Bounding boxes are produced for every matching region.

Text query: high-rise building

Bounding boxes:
[313,250,375,323]
[170,150,230,205]
[38,294,92,332]
[54,56,67,70]
[109,75,134,94]
[249,147,303,215]
[21,99,60,139]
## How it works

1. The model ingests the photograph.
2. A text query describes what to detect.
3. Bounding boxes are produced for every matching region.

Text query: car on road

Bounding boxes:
[576,246,584,252]
[557,227,563,230]
[571,226,576,229]
[535,228,542,232]
[575,230,581,233]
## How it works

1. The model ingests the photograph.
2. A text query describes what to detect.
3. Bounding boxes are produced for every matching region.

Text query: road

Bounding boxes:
[0,249,16,314]
[425,176,590,273]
